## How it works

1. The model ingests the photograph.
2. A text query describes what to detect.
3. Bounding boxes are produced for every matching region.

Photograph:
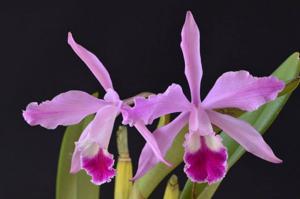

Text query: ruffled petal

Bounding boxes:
[71,142,115,185]
[189,105,214,136]
[181,11,203,105]
[81,145,115,185]
[202,71,284,111]
[122,84,191,126]
[68,32,114,91]
[184,134,227,184]
[207,110,282,163]
[23,90,106,129]
[133,113,189,180]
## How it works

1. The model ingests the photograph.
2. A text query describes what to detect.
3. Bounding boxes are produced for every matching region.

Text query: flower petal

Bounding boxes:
[70,105,119,183]
[70,120,92,173]
[202,71,284,111]
[133,113,189,180]
[23,90,106,129]
[134,121,172,167]
[122,84,190,126]
[68,32,114,91]
[104,88,121,104]
[207,110,282,163]
[181,11,203,104]
[189,105,214,136]
[81,145,115,185]
[86,105,120,149]
[184,134,227,184]
[70,146,82,173]
[71,105,119,170]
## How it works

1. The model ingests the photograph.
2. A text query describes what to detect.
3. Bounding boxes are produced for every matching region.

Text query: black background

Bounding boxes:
[1,1,300,198]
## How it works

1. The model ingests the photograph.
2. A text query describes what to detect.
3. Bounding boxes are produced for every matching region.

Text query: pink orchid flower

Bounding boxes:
[23,33,169,185]
[123,11,284,184]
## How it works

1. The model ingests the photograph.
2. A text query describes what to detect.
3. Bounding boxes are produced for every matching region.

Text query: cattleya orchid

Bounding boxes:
[123,11,284,184]
[23,33,169,185]
[23,10,286,189]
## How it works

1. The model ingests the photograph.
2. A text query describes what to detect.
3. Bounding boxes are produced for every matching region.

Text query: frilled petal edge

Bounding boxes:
[81,146,115,185]
[184,134,227,184]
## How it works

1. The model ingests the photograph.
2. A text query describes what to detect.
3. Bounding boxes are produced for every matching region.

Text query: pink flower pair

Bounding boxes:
[23,11,284,185]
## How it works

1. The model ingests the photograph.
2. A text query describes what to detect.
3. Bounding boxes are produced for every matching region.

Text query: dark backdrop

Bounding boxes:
[1,1,299,198]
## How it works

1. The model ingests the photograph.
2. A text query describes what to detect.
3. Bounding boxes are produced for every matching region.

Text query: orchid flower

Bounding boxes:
[123,11,284,184]
[23,33,168,185]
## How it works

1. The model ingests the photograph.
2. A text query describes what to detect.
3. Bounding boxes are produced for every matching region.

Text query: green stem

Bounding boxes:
[117,126,130,158]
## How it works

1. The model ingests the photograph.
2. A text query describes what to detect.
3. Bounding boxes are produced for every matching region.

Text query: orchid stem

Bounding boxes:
[117,126,130,158]
[115,126,133,199]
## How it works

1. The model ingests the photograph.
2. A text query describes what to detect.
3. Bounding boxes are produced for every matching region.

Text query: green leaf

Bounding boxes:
[180,182,207,199]
[56,94,100,199]
[215,108,245,119]
[181,52,300,199]
[278,76,300,97]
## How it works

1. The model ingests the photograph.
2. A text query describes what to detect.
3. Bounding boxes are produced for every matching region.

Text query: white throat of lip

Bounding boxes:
[186,132,201,153]
[204,135,222,152]
[81,142,100,158]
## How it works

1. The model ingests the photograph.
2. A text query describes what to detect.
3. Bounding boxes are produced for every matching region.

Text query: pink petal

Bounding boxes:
[70,122,92,173]
[181,11,203,105]
[85,105,120,149]
[68,32,114,91]
[134,121,172,167]
[133,113,189,180]
[23,90,106,129]
[184,134,227,184]
[207,110,282,163]
[122,84,191,126]
[81,146,115,185]
[70,105,119,181]
[104,88,121,104]
[189,105,214,136]
[70,146,82,173]
[202,71,284,111]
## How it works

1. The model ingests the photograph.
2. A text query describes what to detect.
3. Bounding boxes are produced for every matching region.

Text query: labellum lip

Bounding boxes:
[184,135,228,184]
[81,146,115,185]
